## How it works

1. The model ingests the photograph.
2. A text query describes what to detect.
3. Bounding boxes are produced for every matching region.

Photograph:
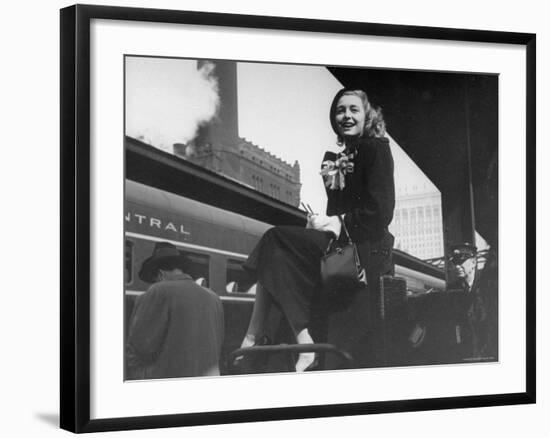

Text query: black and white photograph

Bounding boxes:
[53,2,538,434]
[2,0,544,436]
[123,56,499,380]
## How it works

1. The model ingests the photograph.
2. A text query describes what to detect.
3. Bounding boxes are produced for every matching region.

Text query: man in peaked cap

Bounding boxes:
[447,242,489,360]
[448,243,478,291]
[126,242,224,380]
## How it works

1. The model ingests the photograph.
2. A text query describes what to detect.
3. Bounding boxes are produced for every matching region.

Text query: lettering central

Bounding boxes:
[125,212,191,237]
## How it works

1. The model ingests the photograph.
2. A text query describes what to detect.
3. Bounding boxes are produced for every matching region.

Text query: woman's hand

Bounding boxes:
[306,213,320,229]
[306,213,323,229]
[306,214,342,238]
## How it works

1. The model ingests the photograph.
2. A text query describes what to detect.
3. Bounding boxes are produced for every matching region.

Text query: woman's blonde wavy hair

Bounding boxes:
[329,89,386,145]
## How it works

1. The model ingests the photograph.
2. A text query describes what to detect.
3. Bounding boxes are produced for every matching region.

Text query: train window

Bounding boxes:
[184,252,210,287]
[125,240,134,285]
[226,259,255,293]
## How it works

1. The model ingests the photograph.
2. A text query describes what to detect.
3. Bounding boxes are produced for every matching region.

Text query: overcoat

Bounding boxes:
[126,273,224,379]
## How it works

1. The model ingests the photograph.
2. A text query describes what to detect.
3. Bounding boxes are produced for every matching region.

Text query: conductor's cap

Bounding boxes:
[448,242,477,264]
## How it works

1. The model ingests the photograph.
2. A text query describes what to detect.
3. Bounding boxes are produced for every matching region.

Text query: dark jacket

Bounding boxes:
[126,274,224,380]
[448,271,492,359]
[322,137,396,365]
[323,136,395,276]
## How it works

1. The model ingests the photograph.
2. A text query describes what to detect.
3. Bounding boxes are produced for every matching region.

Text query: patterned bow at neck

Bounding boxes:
[320,152,355,190]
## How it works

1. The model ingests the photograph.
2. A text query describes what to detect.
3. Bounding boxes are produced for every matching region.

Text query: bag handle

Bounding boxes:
[338,215,352,244]
[338,215,364,272]
[324,215,352,254]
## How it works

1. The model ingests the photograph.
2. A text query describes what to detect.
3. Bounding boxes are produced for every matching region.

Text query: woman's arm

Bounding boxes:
[344,140,395,241]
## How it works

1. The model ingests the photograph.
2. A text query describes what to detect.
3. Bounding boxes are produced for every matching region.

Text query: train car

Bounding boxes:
[125,179,269,372]
[125,179,447,373]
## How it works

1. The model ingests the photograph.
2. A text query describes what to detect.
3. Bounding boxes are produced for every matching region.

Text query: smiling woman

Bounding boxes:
[59,4,535,431]
[335,94,367,137]
[236,87,395,372]
[331,89,386,142]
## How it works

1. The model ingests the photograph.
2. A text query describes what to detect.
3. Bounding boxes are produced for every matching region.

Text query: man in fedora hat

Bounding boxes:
[126,242,224,380]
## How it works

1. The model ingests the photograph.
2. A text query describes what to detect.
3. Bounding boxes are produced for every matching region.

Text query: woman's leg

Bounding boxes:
[295,327,316,372]
[241,283,317,372]
[241,226,331,370]
[241,283,271,348]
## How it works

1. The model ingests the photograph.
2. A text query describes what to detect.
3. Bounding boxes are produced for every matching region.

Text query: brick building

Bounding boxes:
[173,60,301,207]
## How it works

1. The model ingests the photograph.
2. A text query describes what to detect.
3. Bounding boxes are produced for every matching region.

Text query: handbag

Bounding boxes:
[320,216,367,293]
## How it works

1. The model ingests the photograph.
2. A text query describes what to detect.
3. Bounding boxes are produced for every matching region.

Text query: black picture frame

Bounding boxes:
[60,4,536,433]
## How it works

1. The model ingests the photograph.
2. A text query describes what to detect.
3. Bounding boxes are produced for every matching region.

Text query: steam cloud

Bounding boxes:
[125,57,220,152]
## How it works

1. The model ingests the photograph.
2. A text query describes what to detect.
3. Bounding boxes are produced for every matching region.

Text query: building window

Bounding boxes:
[388,147,444,261]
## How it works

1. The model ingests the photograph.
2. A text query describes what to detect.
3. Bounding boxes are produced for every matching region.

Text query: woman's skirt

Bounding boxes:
[243,225,333,335]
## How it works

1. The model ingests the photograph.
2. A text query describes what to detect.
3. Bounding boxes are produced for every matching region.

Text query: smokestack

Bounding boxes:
[196,60,239,145]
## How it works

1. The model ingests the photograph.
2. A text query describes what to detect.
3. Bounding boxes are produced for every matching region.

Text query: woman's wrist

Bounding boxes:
[323,216,342,238]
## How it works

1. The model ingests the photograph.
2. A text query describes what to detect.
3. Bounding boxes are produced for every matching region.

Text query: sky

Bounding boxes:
[125,57,453,258]
[126,57,220,151]
[125,57,438,217]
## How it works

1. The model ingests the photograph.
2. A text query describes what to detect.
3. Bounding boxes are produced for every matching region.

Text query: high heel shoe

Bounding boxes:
[231,335,271,374]
[295,354,319,372]
[303,356,319,372]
